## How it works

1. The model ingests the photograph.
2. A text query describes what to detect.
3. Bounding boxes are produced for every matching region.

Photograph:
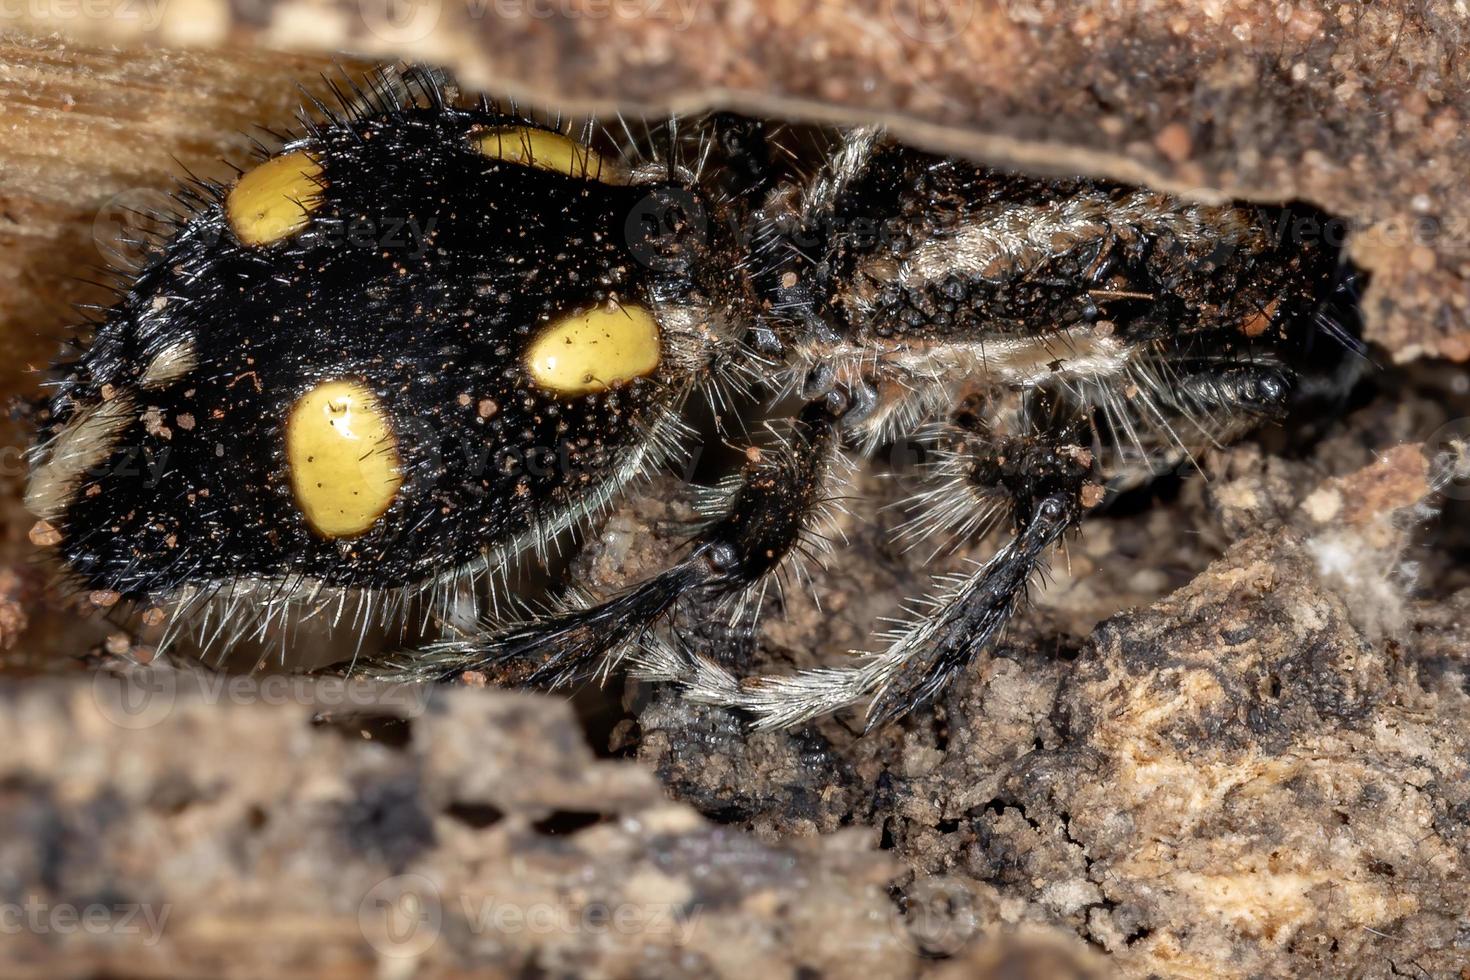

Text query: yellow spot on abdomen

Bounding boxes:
[286,380,402,538]
[471,126,621,183]
[227,150,324,247]
[525,303,662,397]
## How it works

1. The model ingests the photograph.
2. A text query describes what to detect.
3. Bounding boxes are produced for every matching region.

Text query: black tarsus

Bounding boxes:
[1168,363,1295,421]
[863,419,1094,729]
[866,492,1077,731]
[455,562,707,689]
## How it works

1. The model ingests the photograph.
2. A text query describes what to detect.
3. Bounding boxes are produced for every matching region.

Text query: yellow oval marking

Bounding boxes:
[286,380,402,538]
[471,126,622,183]
[226,150,325,247]
[525,303,661,397]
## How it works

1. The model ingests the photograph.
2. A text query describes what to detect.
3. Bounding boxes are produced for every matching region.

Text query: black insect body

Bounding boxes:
[27,72,1359,730]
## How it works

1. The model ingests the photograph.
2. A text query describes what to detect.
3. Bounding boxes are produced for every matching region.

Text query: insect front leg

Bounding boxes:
[374,401,843,690]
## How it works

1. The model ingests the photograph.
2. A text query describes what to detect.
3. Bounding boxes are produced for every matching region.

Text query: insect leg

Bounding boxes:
[376,401,841,689]
[860,489,1077,729]
[679,429,1090,731]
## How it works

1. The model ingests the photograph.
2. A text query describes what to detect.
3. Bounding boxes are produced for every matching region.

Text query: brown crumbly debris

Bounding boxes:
[1322,442,1431,528]
[0,571,27,650]
[1151,122,1192,164]
[0,677,1105,977]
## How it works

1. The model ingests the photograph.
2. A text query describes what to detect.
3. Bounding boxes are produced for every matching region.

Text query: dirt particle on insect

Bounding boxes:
[142,406,171,440]
[28,521,62,547]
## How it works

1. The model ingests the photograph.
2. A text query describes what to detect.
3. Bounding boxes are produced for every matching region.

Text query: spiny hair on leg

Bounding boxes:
[687,416,856,627]
[646,494,1075,730]
[891,422,1014,560]
[388,564,709,690]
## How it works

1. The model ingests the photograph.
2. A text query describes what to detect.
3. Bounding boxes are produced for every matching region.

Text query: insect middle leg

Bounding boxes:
[377,401,844,689]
